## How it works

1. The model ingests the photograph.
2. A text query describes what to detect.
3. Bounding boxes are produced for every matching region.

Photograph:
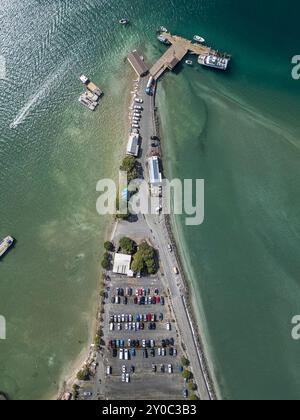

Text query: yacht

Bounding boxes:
[198,54,230,71]
[185,60,193,66]
[0,236,14,258]
[193,35,205,43]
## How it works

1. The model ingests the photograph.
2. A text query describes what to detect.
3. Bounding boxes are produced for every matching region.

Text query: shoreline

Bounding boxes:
[153,86,217,399]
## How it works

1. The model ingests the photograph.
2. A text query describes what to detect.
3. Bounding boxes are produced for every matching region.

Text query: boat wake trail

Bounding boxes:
[10,61,68,129]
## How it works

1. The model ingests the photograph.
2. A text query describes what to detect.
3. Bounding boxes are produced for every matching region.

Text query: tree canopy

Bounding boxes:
[131,242,157,275]
[119,237,137,255]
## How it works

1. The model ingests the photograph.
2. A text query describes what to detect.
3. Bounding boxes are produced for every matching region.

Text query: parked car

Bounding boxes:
[168,364,173,374]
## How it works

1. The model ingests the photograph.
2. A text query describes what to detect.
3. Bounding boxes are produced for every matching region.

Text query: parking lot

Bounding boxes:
[102,274,186,400]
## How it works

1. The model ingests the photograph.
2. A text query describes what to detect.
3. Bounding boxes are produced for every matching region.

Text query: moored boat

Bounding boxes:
[198,54,230,71]
[193,35,205,43]
[0,236,14,258]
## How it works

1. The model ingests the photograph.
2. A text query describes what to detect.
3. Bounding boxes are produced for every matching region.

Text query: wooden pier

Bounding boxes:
[150,33,216,80]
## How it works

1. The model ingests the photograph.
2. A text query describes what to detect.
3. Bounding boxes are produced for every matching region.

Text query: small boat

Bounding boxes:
[160,26,168,33]
[185,60,193,66]
[119,18,129,25]
[193,35,205,43]
[157,35,171,45]
[0,236,14,258]
[79,75,89,85]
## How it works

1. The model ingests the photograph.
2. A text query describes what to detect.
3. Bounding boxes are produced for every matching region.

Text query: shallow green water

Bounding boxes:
[0,0,300,400]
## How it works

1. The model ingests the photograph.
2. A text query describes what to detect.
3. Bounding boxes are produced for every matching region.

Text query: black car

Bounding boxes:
[160,297,165,306]
[166,339,170,347]
[151,135,160,141]
[143,349,148,359]
[151,323,156,330]
[112,349,117,358]
[170,338,175,346]
[169,348,174,356]
[124,297,128,305]
[150,349,155,357]
[111,297,116,304]
[161,340,166,348]
[148,324,153,330]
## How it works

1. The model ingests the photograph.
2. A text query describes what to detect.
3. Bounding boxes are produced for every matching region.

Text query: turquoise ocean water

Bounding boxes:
[0,0,300,400]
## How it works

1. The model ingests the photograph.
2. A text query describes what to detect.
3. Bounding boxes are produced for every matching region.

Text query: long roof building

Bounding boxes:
[127,50,149,77]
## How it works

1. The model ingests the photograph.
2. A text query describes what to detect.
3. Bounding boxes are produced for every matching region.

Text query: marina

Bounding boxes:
[150,31,230,80]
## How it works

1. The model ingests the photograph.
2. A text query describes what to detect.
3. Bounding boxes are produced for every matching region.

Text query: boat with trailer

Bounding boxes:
[0,236,14,258]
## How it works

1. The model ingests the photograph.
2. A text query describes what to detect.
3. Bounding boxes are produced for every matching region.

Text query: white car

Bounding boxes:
[122,373,126,382]
[83,391,92,397]
[117,323,122,331]
[158,348,162,356]
[106,366,112,375]
[168,364,173,374]
[119,349,124,360]
[142,340,146,348]
[121,314,125,323]
[126,374,130,383]
[135,98,143,104]
[122,365,126,373]
[124,349,129,360]
[166,322,171,331]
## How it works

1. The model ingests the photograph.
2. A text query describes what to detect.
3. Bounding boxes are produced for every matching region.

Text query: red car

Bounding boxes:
[134,296,138,305]
[156,296,160,304]
[138,288,142,296]
[147,313,151,322]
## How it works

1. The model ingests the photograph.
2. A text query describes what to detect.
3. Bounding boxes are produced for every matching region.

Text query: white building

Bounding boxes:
[126,133,140,157]
[148,156,162,186]
[113,253,133,276]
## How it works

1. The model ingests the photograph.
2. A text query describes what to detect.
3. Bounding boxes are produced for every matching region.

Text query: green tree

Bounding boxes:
[120,156,138,182]
[181,357,190,367]
[104,241,114,252]
[77,367,90,381]
[101,252,110,270]
[131,242,157,275]
[131,253,145,273]
[119,237,136,255]
[188,382,198,391]
[182,370,193,381]
[190,394,200,401]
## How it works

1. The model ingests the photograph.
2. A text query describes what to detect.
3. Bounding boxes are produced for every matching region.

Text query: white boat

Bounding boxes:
[0,236,14,258]
[193,35,205,43]
[159,26,168,33]
[185,60,193,66]
[119,18,129,25]
[79,75,89,85]
[157,35,171,45]
[198,54,230,71]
